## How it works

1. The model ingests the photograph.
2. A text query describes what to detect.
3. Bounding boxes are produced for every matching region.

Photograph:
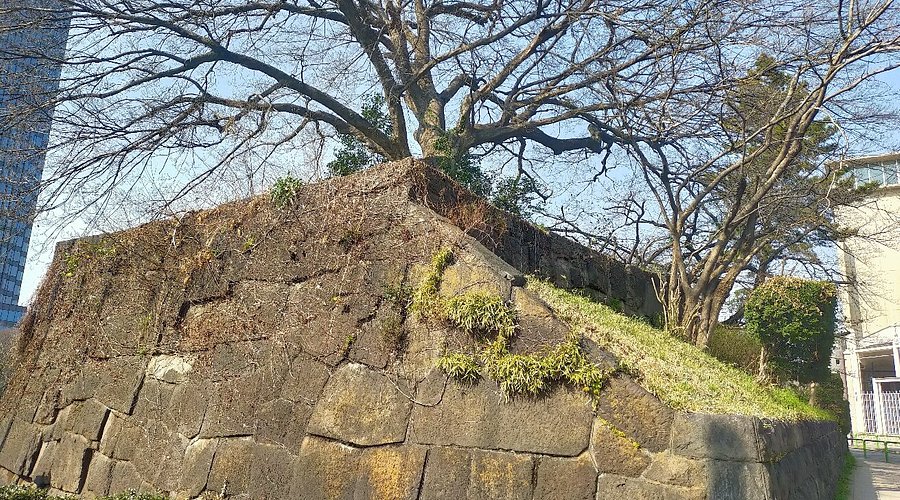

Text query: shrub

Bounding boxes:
[744,276,836,384]
[707,325,762,374]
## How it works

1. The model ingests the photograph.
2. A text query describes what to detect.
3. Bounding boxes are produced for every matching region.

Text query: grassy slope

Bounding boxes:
[530,280,831,421]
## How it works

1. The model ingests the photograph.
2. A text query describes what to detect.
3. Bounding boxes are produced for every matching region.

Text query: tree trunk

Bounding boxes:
[757,346,770,383]
[808,382,818,406]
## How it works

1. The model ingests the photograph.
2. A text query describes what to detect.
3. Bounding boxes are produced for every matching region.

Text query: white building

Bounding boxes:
[837,152,900,436]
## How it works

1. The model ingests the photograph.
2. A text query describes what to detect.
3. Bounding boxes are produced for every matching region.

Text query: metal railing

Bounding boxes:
[849,435,900,462]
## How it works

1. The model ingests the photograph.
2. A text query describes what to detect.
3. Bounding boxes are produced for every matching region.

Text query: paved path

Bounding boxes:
[851,449,900,499]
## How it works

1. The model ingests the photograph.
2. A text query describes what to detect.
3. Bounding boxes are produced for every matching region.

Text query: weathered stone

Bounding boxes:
[146,354,194,384]
[109,461,150,494]
[97,412,125,458]
[642,452,708,487]
[168,382,210,439]
[0,419,43,476]
[83,452,115,496]
[595,375,673,452]
[255,398,312,448]
[247,443,297,500]
[289,436,426,500]
[177,438,218,498]
[705,460,771,500]
[308,363,412,446]
[30,440,57,488]
[591,419,651,477]
[129,419,187,492]
[290,436,358,500]
[669,413,760,461]
[354,444,427,499]
[65,399,109,441]
[279,356,331,404]
[91,356,147,414]
[533,455,597,500]
[419,447,533,500]
[52,433,92,493]
[409,372,592,456]
[206,438,255,496]
[596,474,706,500]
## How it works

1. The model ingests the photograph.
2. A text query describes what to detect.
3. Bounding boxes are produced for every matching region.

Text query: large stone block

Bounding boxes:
[308,363,412,446]
[177,438,217,498]
[642,452,708,488]
[596,474,706,500]
[533,456,597,500]
[591,419,650,477]
[408,372,592,456]
[595,376,673,452]
[669,413,760,461]
[52,433,92,493]
[206,437,255,496]
[0,419,43,476]
[83,452,115,496]
[289,436,425,500]
[65,399,109,441]
[704,460,771,500]
[418,447,533,500]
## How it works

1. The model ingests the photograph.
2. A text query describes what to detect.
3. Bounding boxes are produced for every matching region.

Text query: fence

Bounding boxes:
[862,391,900,435]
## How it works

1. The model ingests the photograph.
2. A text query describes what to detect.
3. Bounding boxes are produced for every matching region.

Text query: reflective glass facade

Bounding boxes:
[0,3,68,328]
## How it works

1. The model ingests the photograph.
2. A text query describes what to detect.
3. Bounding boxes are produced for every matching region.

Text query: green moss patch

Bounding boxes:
[529,280,832,421]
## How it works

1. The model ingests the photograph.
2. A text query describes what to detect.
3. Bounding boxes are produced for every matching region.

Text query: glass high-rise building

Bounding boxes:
[0,3,68,328]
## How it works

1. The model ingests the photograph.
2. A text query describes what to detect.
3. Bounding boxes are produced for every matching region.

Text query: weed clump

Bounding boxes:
[418,248,610,402]
[411,247,454,317]
[271,175,304,208]
[445,292,516,340]
[437,353,481,383]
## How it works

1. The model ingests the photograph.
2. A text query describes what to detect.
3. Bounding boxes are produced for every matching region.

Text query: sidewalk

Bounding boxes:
[851,449,900,499]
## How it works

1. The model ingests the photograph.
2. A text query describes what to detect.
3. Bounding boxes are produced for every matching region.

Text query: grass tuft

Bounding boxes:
[529,279,832,420]
[445,292,516,340]
[437,353,481,383]
[411,247,454,317]
[834,452,856,500]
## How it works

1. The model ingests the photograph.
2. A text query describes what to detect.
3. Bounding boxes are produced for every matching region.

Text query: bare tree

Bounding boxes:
[1,0,899,344]
[573,3,900,347]
[0,0,832,220]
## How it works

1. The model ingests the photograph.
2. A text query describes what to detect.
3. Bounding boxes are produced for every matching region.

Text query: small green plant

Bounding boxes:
[445,292,516,341]
[241,236,255,253]
[411,247,455,317]
[383,282,413,310]
[341,333,356,356]
[271,175,304,208]
[63,251,80,278]
[328,94,392,177]
[432,130,491,197]
[606,297,624,313]
[437,353,481,383]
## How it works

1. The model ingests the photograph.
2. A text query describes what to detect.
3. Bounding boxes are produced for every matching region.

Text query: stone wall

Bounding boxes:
[410,161,664,320]
[0,160,843,499]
